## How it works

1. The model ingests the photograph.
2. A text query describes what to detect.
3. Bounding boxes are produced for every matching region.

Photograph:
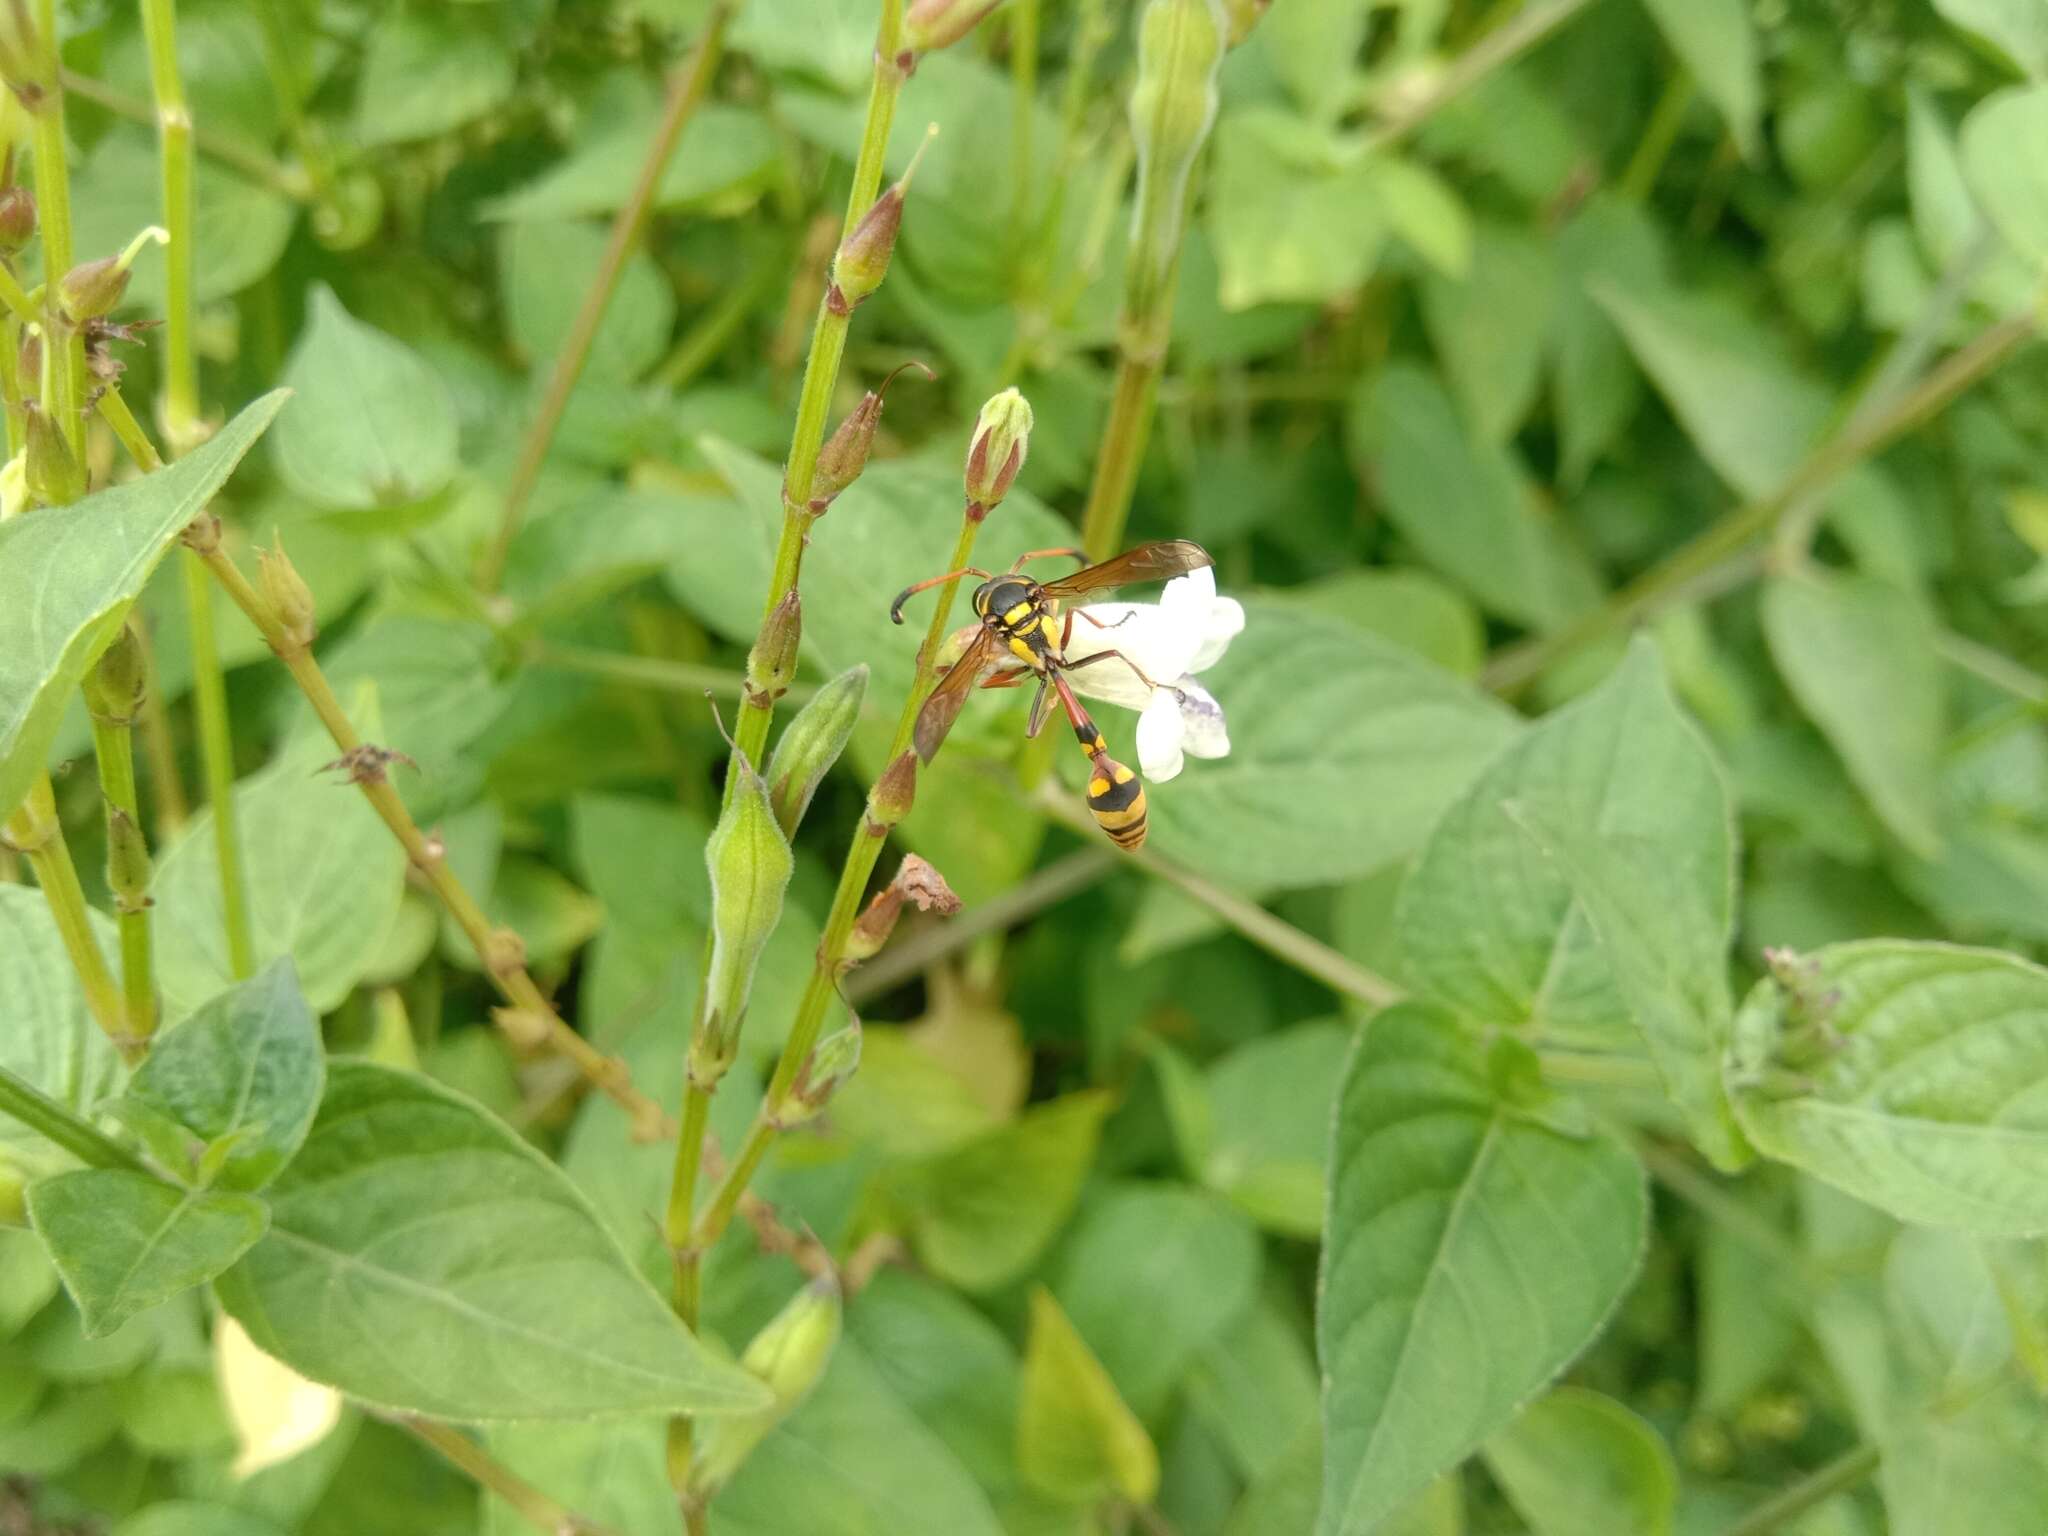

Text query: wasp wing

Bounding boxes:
[1037,539,1213,601]
[912,627,999,764]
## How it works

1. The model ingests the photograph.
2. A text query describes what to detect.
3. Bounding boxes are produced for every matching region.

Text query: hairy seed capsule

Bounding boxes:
[688,1274,842,1499]
[766,664,867,839]
[866,750,919,832]
[1127,0,1225,306]
[746,592,802,707]
[84,623,147,724]
[693,759,794,1087]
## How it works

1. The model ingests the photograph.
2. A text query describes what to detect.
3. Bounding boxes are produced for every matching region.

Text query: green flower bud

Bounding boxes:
[258,534,319,652]
[23,400,83,506]
[56,227,167,325]
[963,387,1033,515]
[0,185,34,254]
[766,664,867,838]
[104,807,153,913]
[905,0,1006,53]
[84,622,147,724]
[865,750,918,832]
[746,592,802,708]
[827,128,934,316]
[692,754,794,1088]
[689,1274,842,1500]
[779,1020,862,1126]
[807,360,934,513]
[1127,0,1225,310]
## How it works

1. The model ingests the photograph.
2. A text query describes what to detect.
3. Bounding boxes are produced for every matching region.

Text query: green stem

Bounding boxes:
[183,550,255,979]
[5,778,130,1060]
[27,0,83,460]
[1480,309,2038,695]
[1009,0,1040,264]
[1357,0,1598,153]
[531,644,798,703]
[89,712,157,1044]
[139,0,199,450]
[1620,70,1694,203]
[0,1064,145,1173]
[477,1,736,592]
[0,262,34,327]
[57,69,309,200]
[399,1418,618,1536]
[1078,342,1168,560]
[1719,1443,1881,1536]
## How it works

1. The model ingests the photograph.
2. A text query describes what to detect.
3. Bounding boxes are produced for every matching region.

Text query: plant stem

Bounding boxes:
[183,551,255,979]
[0,262,34,327]
[1481,309,2038,694]
[1719,1443,1881,1536]
[0,1064,145,1173]
[532,644,803,703]
[133,622,191,836]
[89,710,157,1044]
[26,0,83,459]
[477,1,736,592]
[398,1417,618,1536]
[57,69,310,200]
[1009,0,1040,262]
[198,545,668,1138]
[4,778,130,1059]
[1358,0,1597,154]
[1078,348,1167,559]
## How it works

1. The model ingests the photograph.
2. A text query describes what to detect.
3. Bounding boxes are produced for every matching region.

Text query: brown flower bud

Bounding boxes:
[258,534,318,652]
[56,227,166,324]
[865,750,918,833]
[0,185,34,254]
[905,0,1005,53]
[83,622,147,724]
[963,387,1033,515]
[843,853,959,966]
[807,360,935,513]
[827,128,935,316]
[746,591,802,707]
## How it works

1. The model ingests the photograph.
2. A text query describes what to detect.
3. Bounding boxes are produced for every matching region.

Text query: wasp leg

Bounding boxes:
[1007,546,1089,573]
[1025,677,1055,738]
[1064,646,1161,691]
[1074,608,1136,632]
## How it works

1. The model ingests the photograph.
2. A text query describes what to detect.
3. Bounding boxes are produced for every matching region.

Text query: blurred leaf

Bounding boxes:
[1727,942,2048,1235]
[0,1381,126,1475]
[1187,1291,1320,1482]
[272,287,460,512]
[153,719,408,1020]
[1763,572,1944,858]
[1352,365,1599,630]
[215,1062,773,1419]
[1145,599,1522,888]
[1052,1182,1262,1417]
[123,961,323,1192]
[0,888,126,1183]
[1640,0,1761,155]
[1482,1387,1677,1536]
[1200,1020,1352,1234]
[1317,1004,1647,1534]
[499,219,676,380]
[0,1227,60,1339]
[119,1367,235,1458]
[354,9,516,145]
[888,1092,1112,1291]
[113,1506,288,1536]
[1374,155,1474,278]
[1277,570,1485,677]
[1209,109,1385,309]
[716,1339,1006,1536]
[1961,85,2048,267]
[28,1170,267,1339]
[1551,197,1663,486]
[0,391,286,820]
[1019,1286,1160,1506]
[1257,0,1374,121]
[1421,223,1553,442]
[1935,0,2048,77]
[483,1419,680,1536]
[730,0,875,89]
[483,104,780,220]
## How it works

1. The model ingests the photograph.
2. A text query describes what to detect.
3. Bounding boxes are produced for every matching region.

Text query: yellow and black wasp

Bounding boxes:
[889,539,1213,851]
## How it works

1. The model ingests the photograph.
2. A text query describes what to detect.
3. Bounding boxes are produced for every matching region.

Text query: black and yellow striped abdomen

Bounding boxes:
[1086,755,1147,850]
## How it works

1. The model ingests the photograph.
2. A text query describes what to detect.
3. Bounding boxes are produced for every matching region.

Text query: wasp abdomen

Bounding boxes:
[1087,754,1147,851]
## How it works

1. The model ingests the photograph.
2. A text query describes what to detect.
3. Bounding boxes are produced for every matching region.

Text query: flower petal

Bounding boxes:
[1176,680,1231,760]
[1065,595,1201,689]
[1187,595,1246,674]
[1136,692,1187,782]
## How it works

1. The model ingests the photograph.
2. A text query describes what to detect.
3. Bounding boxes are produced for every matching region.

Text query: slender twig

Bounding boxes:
[90,687,158,1045]
[0,1064,146,1173]
[0,262,34,327]
[477,2,736,591]
[197,543,669,1138]
[398,1417,619,1536]
[4,779,129,1058]
[1481,309,2038,694]
[531,644,808,704]
[26,0,83,459]
[844,847,1115,1003]
[58,69,310,200]
[1008,0,1040,263]
[1358,0,1598,155]
[133,621,191,836]
[1718,1443,1882,1536]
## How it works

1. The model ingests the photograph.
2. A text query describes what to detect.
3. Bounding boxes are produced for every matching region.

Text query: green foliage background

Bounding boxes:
[8,0,2048,1533]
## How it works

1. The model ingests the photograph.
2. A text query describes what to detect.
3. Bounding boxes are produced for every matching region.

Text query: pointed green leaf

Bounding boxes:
[124,961,323,1192]
[0,391,288,820]
[1483,1387,1677,1536]
[28,1169,267,1338]
[1935,0,2048,76]
[1727,942,2048,1235]
[214,1061,774,1419]
[1019,1286,1159,1506]
[1961,85,2048,267]
[1763,571,1944,858]
[1316,1005,1646,1535]
[1640,0,1762,156]
[270,286,457,511]
[354,9,516,147]
[0,887,126,1182]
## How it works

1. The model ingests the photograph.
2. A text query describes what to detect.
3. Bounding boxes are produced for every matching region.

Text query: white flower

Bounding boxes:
[1063,565,1244,782]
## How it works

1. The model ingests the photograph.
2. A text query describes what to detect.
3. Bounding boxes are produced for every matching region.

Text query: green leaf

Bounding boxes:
[1019,1286,1160,1506]
[1961,85,2048,268]
[270,286,459,512]
[1420,223,1554,443]
[1936,0,2048,78]
[1399,639,1734,1062]
[483,1420,680,1536]
[714,1338,1006,1536]
[1762,571,1945,858]
[0,887,125,1182]
[1595,283,1830,501]
[483,104,780,221]
[1187,1292,1320,1482]
[1316,1004,1647,1534]
[123,961,323,1193]
[1208,109,1386,309]
[0,1227,60,1339]
[214,1061,773,1419]
[1145,600,1522,889]
[1350,365,1599,631]
[499,219,676,381]
[1550,196,1663,487]
[1506,798,1748,1168]
[0,391,287,821]
[886,1092,1112,1291]
[1482,1387,1677,1536]
[1200,1021,1352,1235]
[1640,0,1761,156]
[730,0,877,90]
[28,1169,267,1339]
[354,9,516,146]
[1727,941,2048,1235]
[1051,1182,1262,1418]
[152,726,407,1020]
[112,1505,288,1536]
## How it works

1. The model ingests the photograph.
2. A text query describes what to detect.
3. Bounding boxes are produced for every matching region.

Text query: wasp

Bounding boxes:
[889,539,1213,851]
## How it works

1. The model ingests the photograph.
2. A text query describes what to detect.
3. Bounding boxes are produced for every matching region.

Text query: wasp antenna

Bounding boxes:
[889,566,990,623]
